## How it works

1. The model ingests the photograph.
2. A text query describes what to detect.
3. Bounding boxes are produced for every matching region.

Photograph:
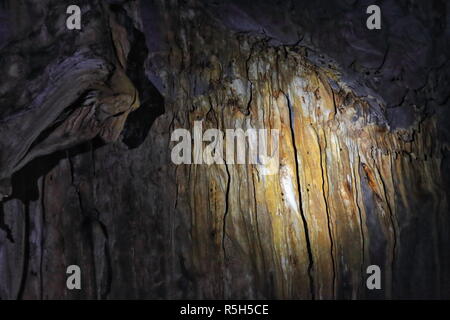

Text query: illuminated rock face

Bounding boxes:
[151,1,449,299]
[0,0,449,299]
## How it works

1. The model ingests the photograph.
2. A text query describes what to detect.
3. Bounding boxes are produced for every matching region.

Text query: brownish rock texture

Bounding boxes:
[0,0,448,299]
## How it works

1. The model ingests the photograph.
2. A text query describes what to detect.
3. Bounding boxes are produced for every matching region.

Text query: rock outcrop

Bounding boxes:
[0,0,448,299]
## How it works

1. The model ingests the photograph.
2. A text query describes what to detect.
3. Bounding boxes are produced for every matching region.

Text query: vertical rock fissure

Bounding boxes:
[39,174,46,299]
[251,167,268,294]
[0,202,14,243]
[96,215,112,300]
[354,151,366,293]
[316,129,336,298]
[222,135,231,262]
[17,201,29,300]
[284,92,315,299]
[378,166,398,289]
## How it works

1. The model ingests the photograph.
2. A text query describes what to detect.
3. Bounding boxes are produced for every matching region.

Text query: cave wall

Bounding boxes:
[0,0,449,299]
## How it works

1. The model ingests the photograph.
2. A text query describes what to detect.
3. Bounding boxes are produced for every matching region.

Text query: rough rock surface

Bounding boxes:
[0,0,449,299]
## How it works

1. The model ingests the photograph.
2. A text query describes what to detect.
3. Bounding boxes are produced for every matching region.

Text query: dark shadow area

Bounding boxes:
[121,83,164,149]
[0,0,10,48]
[10,138,104,203]
[109,4,165,149]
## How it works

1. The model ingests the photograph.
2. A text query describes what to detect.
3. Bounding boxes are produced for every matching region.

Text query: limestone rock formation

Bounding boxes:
[0,0,448,299]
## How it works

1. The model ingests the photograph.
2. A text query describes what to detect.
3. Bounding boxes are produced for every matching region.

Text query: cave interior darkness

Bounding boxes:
[0,0,449,300]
